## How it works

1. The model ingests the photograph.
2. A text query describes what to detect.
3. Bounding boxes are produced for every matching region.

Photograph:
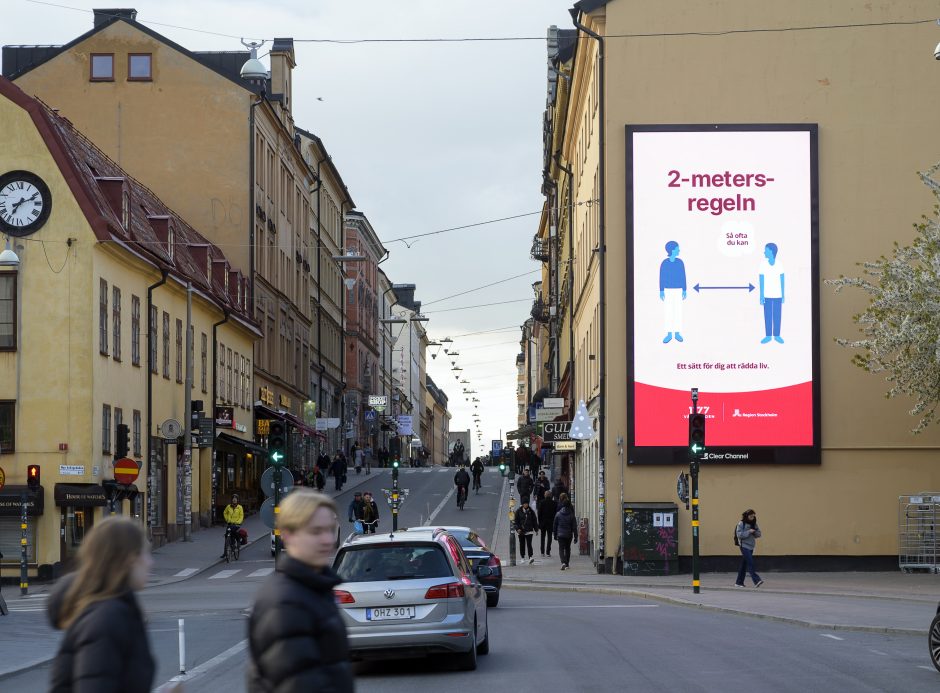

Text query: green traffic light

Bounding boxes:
[392,460,399,468]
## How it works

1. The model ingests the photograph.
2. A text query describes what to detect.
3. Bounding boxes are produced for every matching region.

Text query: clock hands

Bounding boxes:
[10,192,39,214]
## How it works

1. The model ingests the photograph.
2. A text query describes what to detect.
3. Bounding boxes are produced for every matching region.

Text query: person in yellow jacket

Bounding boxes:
[221,494,244,558]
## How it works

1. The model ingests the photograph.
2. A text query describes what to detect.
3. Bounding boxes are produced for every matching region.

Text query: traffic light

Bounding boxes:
[499,463,507,477]
[268,420,286,466]
[115,423,130,459]
[689,411,706,458]
[391,458,399,481]
[27,464,40,490]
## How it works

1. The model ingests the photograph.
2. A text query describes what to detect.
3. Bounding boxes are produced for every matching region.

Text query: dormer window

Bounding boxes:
[167,223,174,261]
[122,188,130,230]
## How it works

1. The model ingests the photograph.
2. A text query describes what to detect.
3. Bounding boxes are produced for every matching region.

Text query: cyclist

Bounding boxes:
[470,457,484,493]
[453,465,471,508]
[220,494,244,558]
[357,491,380,534]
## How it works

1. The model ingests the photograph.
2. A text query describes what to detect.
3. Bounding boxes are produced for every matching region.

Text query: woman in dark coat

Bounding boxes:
[248,489,353,693]
[47,517,155,693]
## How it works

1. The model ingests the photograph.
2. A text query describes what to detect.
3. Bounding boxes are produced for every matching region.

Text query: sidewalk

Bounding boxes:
[494,482,940,636]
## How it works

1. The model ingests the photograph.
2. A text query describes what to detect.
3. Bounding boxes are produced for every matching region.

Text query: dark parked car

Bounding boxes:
[429,526,502,607]
[931,603,940,672]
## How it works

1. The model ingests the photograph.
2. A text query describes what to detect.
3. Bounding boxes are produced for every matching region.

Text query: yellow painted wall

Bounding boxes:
[584,0,940,561]
[14,20,252,273]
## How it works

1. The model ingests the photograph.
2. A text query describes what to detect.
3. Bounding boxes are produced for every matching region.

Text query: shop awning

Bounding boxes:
[255,404,327,439]
[216,431,270,458]
[54,483,107,507]
[0,485,43,516]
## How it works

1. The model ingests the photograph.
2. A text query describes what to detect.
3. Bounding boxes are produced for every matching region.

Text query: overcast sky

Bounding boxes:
[3,0,574,457]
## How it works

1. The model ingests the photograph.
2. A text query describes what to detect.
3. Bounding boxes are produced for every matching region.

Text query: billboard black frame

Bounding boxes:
[625,123,821,466]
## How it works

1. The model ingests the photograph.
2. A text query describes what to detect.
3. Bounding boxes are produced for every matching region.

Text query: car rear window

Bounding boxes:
[452,530,486,550]
[334,543,453,582]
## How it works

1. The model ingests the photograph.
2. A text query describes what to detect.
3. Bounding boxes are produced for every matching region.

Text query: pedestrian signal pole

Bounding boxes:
[391,459,400,531]
[689,388,706,594]
[269,421,287,558]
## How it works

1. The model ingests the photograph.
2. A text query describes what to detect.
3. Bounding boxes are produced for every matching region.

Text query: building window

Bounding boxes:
[227,348,233,403]
[102,404,112,453]
[99,278,108,355]
[128,53,152,81]
[90,53,114,81]
[149,305,157,374]
[0,401,14,452]
[218,341,225,398]
[131,295,140,366]
[175,318,183,383]
[112,285,122,361]
[0,274,16,350]
[162,311,170,379]
[201,332,208,393]
[132,409,141,456]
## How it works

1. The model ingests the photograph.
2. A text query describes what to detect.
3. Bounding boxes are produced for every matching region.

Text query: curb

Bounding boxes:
[501,581,927,636]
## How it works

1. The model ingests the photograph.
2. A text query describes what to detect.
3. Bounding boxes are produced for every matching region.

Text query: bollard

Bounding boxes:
[178,618,186,675]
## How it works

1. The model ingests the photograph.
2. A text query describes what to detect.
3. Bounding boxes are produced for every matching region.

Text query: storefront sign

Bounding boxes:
[542,421,572,442]
[0,485,43,516]
[215,406,235,429]
[279,395,291,408]
[54,483,107,507]
[555,441,578,451]
[535,408,563,422]
[259,387,275,407]
[234,423,247,433]
[397,415,413,436]
[59,465,85,476]
[543,397,565,409]
[257,418,270,435]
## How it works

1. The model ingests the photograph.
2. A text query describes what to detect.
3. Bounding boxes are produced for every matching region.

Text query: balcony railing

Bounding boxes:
[531,237,550,262]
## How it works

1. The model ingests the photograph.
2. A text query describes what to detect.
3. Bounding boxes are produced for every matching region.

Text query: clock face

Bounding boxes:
[0,171,52,237]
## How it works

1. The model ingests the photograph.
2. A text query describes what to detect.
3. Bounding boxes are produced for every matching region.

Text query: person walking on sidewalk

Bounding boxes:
[537,490,557,558]
[515,499,538,564]
[221,494,244,558]
[47,517,155,693]
[516,467,534,504]
[331,451,347,491]
[553,493,578,570]
[248,489,353,693]
[534,471,551,511]
[735,509,764,587]
[551,476,568,502]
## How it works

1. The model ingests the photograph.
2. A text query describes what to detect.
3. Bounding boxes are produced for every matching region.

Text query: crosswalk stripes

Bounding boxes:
[208,569,241,580]
[174,568,199,578]
[247,567,274,578]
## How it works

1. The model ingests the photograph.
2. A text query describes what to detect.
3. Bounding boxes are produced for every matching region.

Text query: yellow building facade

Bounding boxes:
[540,0,940,571]
[0,77,259,577]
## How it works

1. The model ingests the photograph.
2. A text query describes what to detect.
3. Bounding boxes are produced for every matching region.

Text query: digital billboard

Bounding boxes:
[626,125,820,465]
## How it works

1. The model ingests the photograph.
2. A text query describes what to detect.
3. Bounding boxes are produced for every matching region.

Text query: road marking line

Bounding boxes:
[500,604,659,609]
[248,568,274,578]
[162,639,248,685]
[7,607,44,612]
[820,634,844,640]
[425,487,456,525]
[868,649,888,656]
[208,569,241,580]
[174,568,199,577]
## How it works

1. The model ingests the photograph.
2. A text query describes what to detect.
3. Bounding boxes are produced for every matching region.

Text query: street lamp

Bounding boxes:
[0,237,20,267]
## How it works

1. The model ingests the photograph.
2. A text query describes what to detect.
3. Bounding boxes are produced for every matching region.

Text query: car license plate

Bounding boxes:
[366,606,416,621]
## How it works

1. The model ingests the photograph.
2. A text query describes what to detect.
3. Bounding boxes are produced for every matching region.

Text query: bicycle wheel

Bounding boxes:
[224,536,232,563]
[233,537,240,561]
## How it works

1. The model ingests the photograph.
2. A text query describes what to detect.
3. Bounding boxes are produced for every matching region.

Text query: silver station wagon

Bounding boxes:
[332,527,490,670]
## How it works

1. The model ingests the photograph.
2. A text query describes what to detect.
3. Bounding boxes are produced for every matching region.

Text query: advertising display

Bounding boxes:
[626,125,820,465]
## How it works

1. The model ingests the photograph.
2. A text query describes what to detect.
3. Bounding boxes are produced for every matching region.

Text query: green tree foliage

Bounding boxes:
[827,165,940,433]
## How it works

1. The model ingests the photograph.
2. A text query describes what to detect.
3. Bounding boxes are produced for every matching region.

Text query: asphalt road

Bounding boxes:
[5,467,936,692]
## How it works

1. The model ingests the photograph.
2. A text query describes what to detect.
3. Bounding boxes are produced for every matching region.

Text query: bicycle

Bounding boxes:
[457,485,467,511]
[224,524,241,563]
[472,473,482,494]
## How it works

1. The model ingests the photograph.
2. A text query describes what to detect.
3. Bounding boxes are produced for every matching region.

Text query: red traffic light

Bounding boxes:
[27,464,40,490]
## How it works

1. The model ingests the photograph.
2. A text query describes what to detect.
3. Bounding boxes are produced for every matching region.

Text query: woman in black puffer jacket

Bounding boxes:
[248,489,353,693]
[47,517,155,693]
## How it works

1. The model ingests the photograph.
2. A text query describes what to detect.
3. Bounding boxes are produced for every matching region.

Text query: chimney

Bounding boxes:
[269,38,295,112]
[392,284,417,311]
[93,8,138,28]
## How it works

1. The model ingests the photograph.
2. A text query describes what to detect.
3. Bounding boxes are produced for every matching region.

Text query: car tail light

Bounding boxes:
[424,582,465,599]
[487,555,501,568]
[333,590,356,604]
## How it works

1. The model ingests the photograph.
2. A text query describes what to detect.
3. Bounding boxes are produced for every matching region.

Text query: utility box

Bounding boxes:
[621,502,679,576]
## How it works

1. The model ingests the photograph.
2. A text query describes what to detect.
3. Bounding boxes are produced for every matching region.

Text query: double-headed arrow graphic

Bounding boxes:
[693,283,755,293]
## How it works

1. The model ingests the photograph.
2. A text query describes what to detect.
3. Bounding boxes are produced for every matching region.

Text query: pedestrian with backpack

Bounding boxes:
[734,508,764,587]
[553,493,578,570]
[515,499,538,564]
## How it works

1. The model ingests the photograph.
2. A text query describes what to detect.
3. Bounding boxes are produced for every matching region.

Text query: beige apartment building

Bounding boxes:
[0,78,258,576]
[4,9,340,481]
[534,0,940,572]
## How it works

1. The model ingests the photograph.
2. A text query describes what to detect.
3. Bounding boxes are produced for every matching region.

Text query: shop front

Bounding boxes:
[54,483,106,572]
[213,432,267,521]
[0,485,43,579]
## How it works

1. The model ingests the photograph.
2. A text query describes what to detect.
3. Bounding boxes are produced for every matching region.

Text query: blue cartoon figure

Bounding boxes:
[659,240,686,344]
[759,243,784,344]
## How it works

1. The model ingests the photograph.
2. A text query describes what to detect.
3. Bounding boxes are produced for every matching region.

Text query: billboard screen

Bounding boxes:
[626,125,820,465]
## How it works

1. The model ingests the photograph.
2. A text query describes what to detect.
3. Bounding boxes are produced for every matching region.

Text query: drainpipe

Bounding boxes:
[314,155,326,446]
[570,6,607,571]
[146,269,168,539]
[211,311,230,524]
[556,153,575,409]
[249,90,264,312]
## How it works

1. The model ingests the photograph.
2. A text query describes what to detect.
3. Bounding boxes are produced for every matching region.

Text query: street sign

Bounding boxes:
[543,397,565,409]
[260,467,294,498]
[535,408,563,422]
[368,395,388,407]
[260,497,276,529]
[364,409,377,421]
[491,440,503,455]
[542,421,572,442]
[113,458,140,485]
[160,419,181,440]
